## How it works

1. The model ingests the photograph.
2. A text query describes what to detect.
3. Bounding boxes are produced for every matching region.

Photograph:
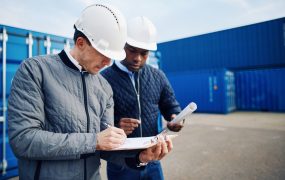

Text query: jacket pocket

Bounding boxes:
[39,159,81,180]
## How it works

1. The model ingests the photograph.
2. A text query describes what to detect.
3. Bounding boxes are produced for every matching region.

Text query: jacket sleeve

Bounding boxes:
[158,70,182,121]
[8,59,97,160]
[100,150,146,170]
[98,76,115,130]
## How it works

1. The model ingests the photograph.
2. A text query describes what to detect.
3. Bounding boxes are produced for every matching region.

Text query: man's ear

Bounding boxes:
[76,37,87,50]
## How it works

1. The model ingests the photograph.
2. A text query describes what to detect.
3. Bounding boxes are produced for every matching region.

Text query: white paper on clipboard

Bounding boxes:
[110,134,178,151]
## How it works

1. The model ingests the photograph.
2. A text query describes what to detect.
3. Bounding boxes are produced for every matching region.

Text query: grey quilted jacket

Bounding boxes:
[8,51,136,180]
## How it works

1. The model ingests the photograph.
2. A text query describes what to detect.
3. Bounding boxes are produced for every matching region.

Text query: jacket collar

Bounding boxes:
[58,50,80,71]
[114,60,134,76]
[112,61,146,75]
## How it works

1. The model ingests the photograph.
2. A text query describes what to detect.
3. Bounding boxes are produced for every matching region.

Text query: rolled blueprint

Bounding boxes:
[170,102,197,124]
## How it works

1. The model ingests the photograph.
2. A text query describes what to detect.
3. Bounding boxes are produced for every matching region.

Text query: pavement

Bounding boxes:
[160,111,285,180]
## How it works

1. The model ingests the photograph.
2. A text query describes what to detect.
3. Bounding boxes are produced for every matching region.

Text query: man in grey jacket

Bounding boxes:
[8,4,172,180]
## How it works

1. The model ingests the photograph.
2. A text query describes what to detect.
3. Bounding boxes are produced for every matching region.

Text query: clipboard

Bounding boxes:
[107,102,197,151]
[109,134,178,151]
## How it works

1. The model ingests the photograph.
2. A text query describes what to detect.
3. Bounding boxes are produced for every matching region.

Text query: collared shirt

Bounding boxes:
[114,60,137,88]
[64,48,83,72]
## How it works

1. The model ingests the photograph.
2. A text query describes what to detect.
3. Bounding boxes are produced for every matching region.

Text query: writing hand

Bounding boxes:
[96,127,126,150]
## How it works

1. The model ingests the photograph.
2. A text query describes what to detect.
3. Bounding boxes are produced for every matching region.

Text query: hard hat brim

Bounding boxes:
[127,37,157,51]
[89,40,126,60]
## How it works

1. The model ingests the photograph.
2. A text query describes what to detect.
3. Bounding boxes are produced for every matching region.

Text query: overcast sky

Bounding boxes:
[0,0,284,43]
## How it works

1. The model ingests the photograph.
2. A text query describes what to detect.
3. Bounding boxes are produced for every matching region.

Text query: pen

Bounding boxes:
[103,122,112,128]
[103,122,127,143]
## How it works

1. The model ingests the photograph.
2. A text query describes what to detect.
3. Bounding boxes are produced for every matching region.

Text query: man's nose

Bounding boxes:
[134,54,142,62]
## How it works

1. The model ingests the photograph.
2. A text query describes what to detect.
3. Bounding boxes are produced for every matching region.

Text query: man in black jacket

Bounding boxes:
[101,16,184,180]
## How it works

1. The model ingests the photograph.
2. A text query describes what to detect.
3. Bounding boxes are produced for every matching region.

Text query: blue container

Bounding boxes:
[0,137,18,180]
[167,69,236,114]
[146,51,161,69]
[0,24,73,179]
[0,24,73,97]
[0,99,18,179]
[235,68,285,112]
[0,25,73,61]
[0,63,21,97]
[158,17,285,73]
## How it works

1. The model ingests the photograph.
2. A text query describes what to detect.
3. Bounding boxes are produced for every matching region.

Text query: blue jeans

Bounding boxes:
[107,161,164,180]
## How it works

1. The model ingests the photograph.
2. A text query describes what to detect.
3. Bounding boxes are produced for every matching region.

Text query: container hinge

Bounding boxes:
[44,36,51,54]
[0,116,4,122]
[0,30,8,42]
[0,159,8,175]
[64,39,71,50]
[26,33,34,58]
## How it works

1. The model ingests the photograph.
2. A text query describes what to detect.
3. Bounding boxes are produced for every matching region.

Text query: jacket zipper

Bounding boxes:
[132,72,142,137]
[81,72,90,180]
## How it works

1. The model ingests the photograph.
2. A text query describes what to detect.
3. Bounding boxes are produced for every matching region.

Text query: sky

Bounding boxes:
[0,0,284,43]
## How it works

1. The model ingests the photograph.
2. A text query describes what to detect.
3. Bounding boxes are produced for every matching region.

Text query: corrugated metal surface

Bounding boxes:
[0,25,73,61]
[0,137,18,179]
[235,68,285,112]
[167,69,236,114]
[0,25,73,98]
[158,17,285,73]
[0,63,20,97]
[0,24,73,178]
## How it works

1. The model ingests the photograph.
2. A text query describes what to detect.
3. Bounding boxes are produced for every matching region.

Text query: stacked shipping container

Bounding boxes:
[167,69,235,113]
[158,17,285,113]
[158,17,285,72]
[0,24,73,179]
[235,68,285,112]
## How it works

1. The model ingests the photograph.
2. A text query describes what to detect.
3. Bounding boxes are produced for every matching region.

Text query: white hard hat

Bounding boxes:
[127,16,157,51]
[75,4,127,60]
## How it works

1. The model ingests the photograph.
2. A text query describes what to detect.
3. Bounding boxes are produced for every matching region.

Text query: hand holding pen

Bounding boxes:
[96,122,127,150]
